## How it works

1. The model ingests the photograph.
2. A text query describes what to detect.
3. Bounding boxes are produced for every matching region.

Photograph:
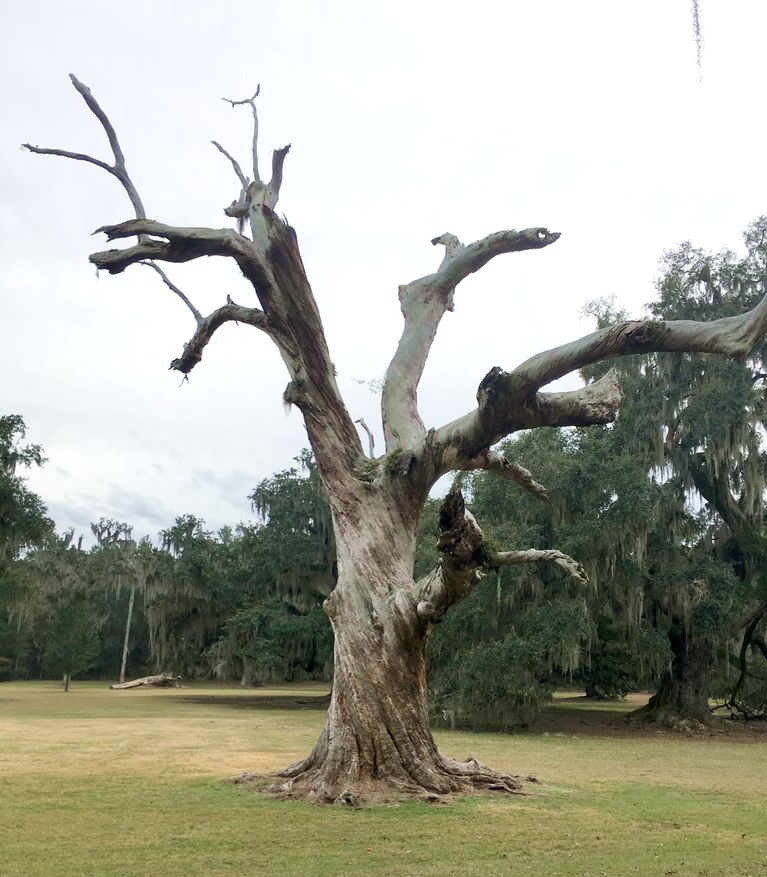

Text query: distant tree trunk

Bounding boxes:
[119,584,136,684]
[63,672,71,692]
[631,621,713,728]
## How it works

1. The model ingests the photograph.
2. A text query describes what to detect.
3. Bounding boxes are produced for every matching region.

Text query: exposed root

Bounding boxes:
[235,749,538,806]
[626,702,715,734]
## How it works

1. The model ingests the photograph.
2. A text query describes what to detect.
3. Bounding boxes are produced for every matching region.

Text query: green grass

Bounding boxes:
[2,682,766,876]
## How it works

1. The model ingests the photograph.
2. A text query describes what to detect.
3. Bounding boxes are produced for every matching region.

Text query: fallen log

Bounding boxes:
[110,674,182,690]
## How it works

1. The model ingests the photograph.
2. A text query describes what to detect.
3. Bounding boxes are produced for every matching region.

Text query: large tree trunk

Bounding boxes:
[630,622,713,729]
[268,494,533,805]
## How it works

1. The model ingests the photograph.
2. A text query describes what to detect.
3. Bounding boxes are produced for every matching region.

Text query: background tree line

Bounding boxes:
[2,220,765,725]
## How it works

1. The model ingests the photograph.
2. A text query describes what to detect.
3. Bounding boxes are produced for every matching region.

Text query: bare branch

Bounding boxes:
[265,144,291,209]
[462,449,550,505]
[211,140,248,189]
[430,283,767,473]
[139,262,203,325]
[89,220,262,277]
[21,144,112,174]
[509,296,767,398]
[532,370,625,428]
[68,74,126,168]
[169,301,268,374]
[355,419,375,458]
[382,227,560,450]
[433,369,624,475]
[414,488,585,625]
[215,88,288,231]
[491,549,588,584]
[223,86,261,182]
[23,75,146,222]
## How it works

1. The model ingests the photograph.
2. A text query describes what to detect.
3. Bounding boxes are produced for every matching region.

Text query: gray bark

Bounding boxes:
[110,674,181,690]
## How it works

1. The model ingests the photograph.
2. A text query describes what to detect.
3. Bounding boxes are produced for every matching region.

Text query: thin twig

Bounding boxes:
[138,261,203,325]
[211,140,248,189]
[222,86,261,182]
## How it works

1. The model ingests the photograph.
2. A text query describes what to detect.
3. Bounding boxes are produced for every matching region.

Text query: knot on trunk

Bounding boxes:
[476,366,506,410]
[438,488,485,565]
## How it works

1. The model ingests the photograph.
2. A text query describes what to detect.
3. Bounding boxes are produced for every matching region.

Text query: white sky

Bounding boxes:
[2,1,766,543]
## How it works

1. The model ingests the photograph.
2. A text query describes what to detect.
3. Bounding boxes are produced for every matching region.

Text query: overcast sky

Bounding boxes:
[2,1,766,543]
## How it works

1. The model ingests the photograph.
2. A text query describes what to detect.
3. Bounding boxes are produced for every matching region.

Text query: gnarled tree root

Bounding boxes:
[626,702,714,733]
[236,751,538,806]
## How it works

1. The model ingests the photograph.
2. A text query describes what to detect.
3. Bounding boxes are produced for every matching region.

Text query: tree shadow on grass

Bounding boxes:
[533,697,767,741]
[167,693,331,711]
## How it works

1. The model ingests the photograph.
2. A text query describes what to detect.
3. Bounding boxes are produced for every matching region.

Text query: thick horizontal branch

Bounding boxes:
[430,286,767,476]
[433,369,624,475]
[383,227,560,450]
[427,227,560,292]
[509,295,767,398]
[169,301,268,374]
[90,220,261,276]
[532,370,625,427]
[491,549,587,584]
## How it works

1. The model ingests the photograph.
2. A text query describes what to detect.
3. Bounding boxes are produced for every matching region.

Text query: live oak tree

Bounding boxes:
[637,232,767,723]
[25,77,767,803]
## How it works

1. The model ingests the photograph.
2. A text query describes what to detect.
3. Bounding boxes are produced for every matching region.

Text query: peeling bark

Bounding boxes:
[271,488,536,803]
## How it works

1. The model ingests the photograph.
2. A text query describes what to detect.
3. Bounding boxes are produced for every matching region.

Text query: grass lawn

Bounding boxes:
[2,682,766,876]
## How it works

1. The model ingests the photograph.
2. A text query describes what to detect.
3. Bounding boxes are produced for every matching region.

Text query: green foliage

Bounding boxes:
[0,415,52,569]
[221,598,332,685]
[42,589,101,685]
[428,219,767,725]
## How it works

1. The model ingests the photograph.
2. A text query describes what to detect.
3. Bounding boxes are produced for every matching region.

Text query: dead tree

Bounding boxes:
[110,674,182,690]
[25,76,767,804]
